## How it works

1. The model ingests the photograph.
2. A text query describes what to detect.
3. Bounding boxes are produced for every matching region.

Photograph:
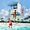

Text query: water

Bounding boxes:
[0,23,30,30]
[0,25,30,30]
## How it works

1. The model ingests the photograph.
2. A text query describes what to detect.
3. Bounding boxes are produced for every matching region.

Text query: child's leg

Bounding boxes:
[8,25,10,28]
[8,25,12,28]
[8,24,10,28]
[11,26,12,28]
[10,25,12,28]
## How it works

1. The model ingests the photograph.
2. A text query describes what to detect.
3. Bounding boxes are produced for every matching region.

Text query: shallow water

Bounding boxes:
[0,26,30,30]
[0,23,30,30]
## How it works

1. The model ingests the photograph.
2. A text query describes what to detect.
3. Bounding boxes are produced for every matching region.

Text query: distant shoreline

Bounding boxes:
[0,23,30,27]
[0,20,30,23]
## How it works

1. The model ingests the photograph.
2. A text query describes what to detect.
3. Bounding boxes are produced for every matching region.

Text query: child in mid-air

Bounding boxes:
[8,18,12,28]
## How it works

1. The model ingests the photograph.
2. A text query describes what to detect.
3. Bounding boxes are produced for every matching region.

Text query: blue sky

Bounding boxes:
[0,0,18,10]
[20,0,30,9]
[0,0,30,10]
[0,0,30,20]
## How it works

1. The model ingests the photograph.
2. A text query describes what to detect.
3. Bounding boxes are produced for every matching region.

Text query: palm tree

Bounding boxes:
[8,2,17,22]
[8,2,17,9]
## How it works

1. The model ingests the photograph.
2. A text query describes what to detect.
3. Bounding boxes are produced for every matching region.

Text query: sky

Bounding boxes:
[0,0,18,10]
[20,0,30,9]
[0,0,30,20]
[0,0,30,10]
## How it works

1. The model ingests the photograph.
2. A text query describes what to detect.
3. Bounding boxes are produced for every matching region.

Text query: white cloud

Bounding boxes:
[29,8,30,11]
[3,10,9,16]
[26,9,28,12]
[24,8,30,18]
[0,9,5,14]
[4,9,8,15]
[0,9,9,18]
[2,9,5,12]
[17,3,22,13]
[24,13,28,17]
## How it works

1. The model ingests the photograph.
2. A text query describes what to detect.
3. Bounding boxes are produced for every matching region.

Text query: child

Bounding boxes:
[8,18,12,28]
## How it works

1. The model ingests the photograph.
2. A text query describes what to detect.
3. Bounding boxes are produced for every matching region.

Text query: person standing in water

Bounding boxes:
[8,18,12,28]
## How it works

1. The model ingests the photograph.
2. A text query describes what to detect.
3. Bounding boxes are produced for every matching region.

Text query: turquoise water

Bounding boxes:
[0,26,30,30]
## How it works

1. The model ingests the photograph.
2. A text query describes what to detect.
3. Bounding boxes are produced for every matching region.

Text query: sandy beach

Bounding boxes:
[0,23,30,27]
